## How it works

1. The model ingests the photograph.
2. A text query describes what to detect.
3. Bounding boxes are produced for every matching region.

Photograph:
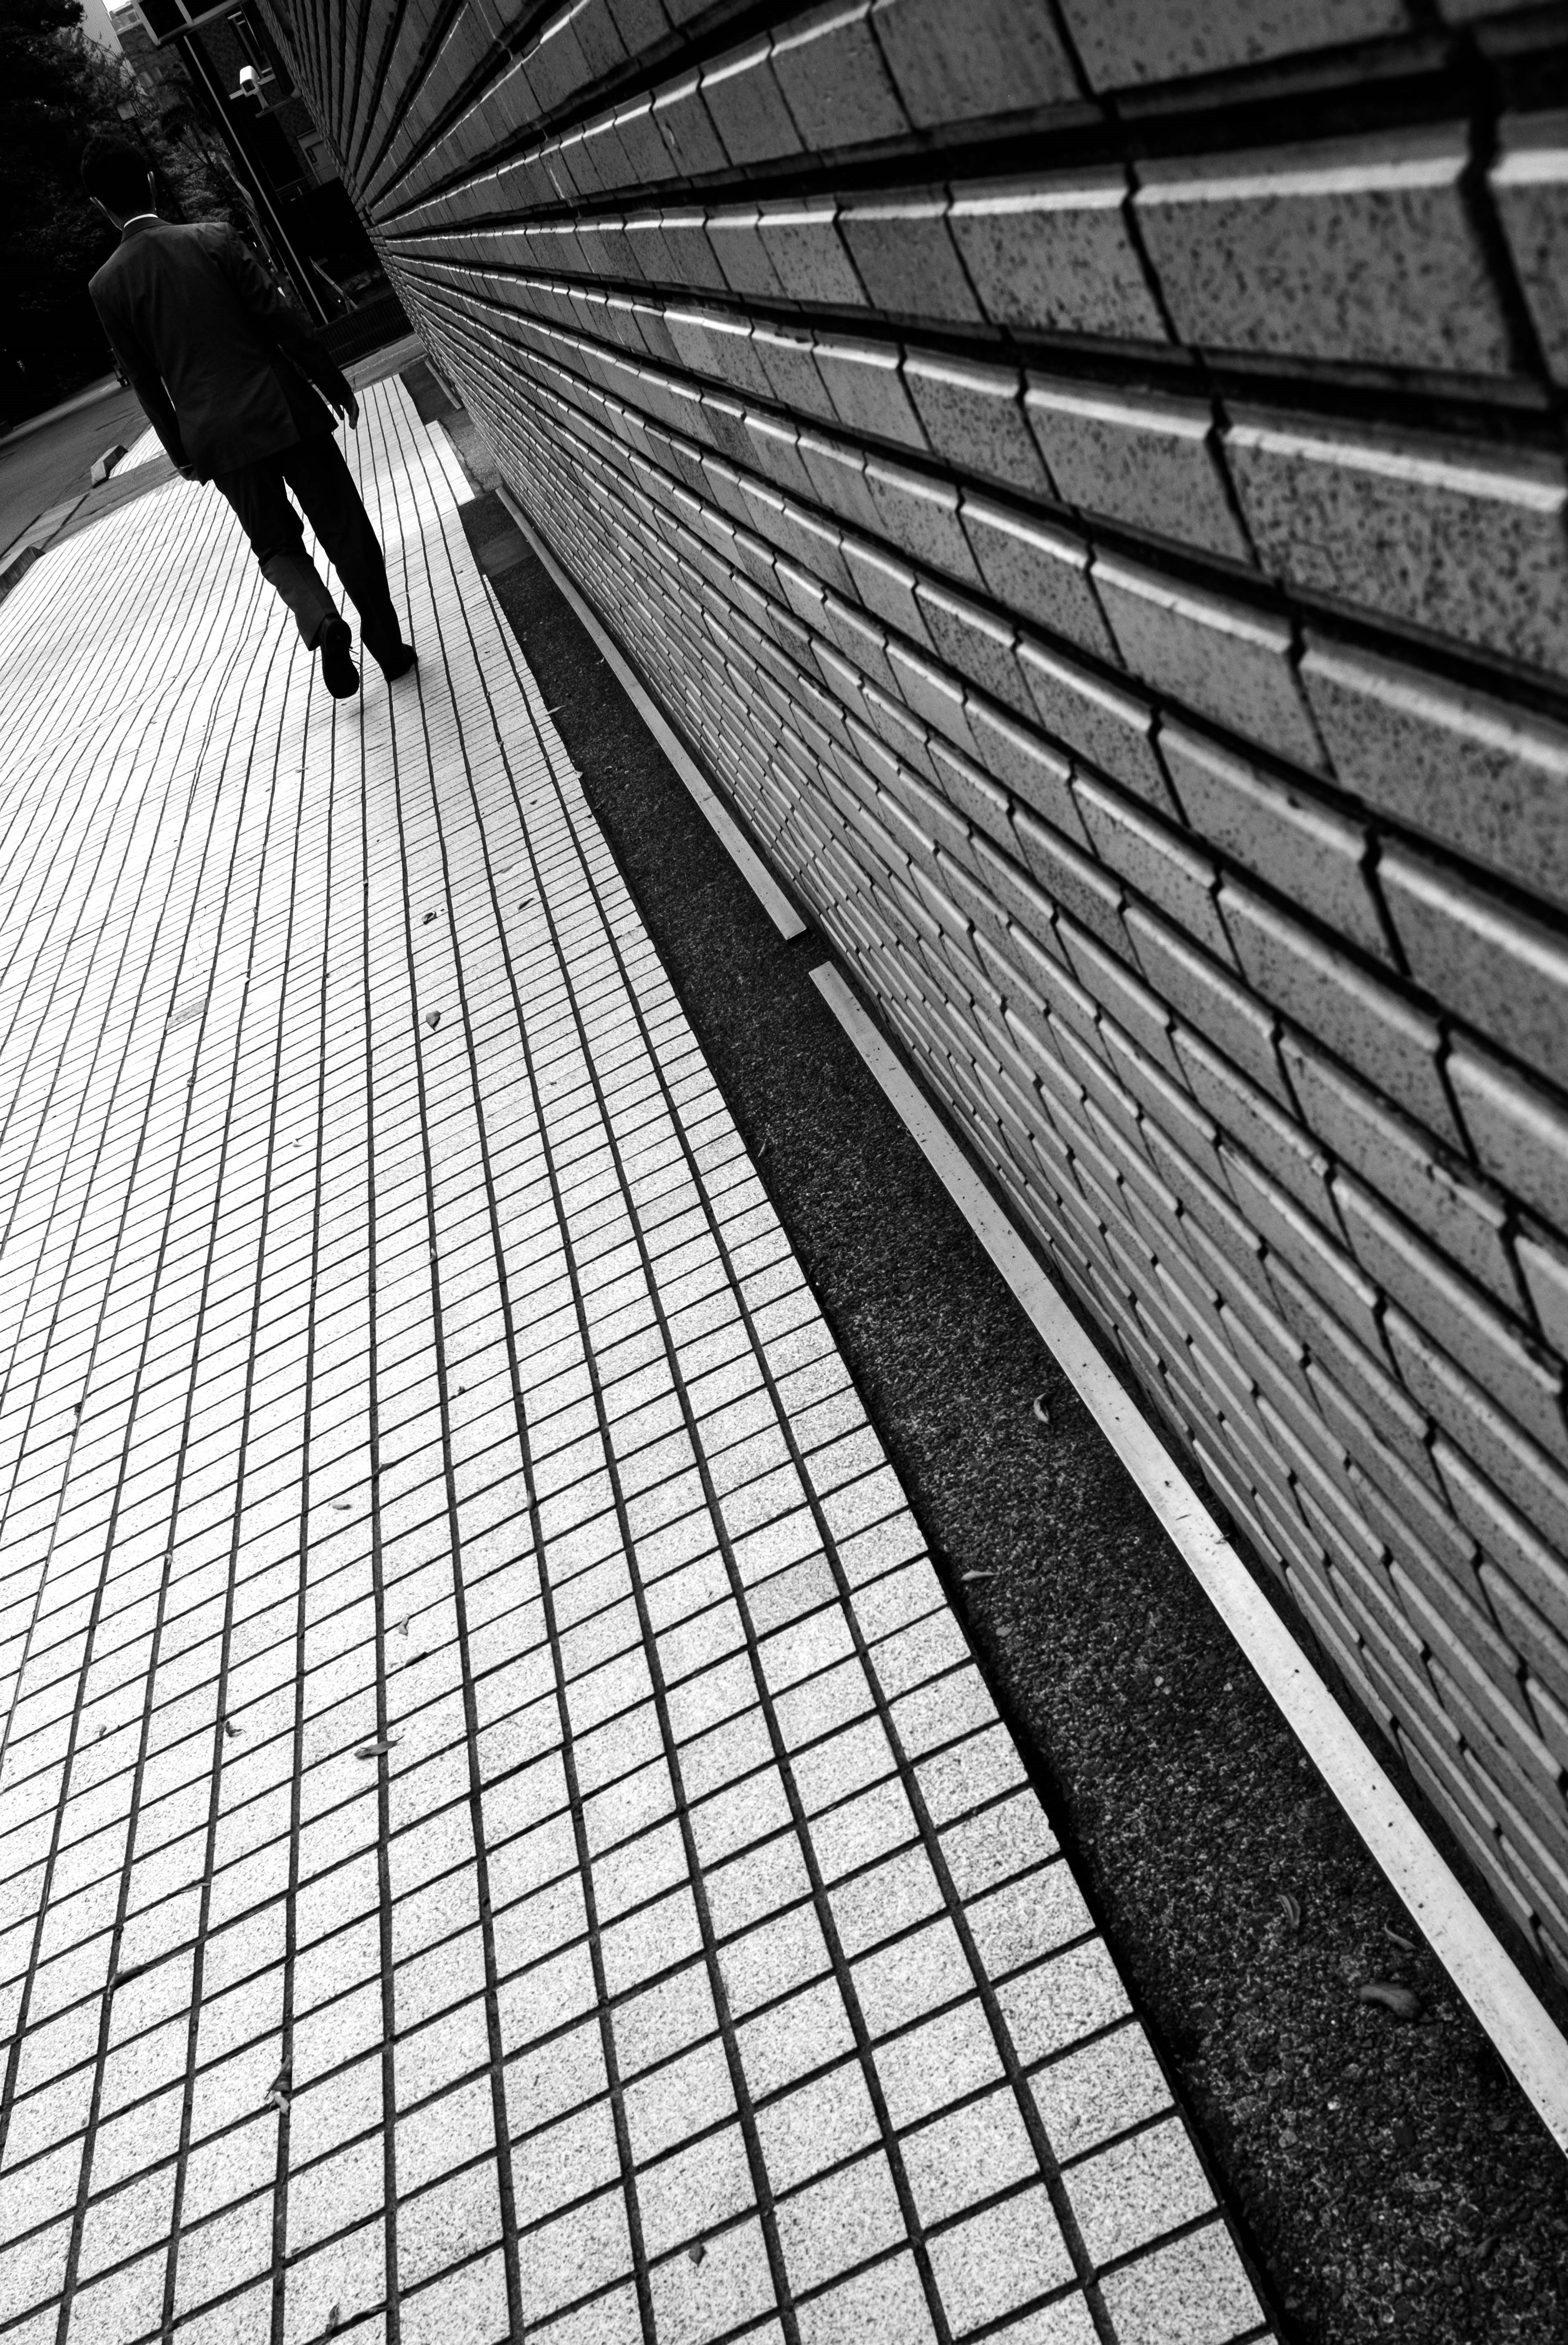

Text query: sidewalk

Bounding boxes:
[0,381,1272,2345]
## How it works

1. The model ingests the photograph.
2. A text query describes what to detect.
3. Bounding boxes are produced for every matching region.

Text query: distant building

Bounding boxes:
[78,0,124,52]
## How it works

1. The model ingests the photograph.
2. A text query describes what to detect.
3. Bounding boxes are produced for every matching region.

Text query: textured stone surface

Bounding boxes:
[1136,129,1515,374]
[1059,0,1408,90]
[1490,113,1568,383]
[1227,413,1568,677]
[1025,377,1253,561]
[1092,556,1325,771]
[1300,635,1568,911]
[949,174,1169,342]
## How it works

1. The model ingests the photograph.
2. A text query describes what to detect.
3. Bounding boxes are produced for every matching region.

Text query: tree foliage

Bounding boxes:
[0,0,241,417]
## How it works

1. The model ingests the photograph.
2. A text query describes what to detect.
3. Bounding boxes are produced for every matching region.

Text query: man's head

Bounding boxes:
[80,132,156,227]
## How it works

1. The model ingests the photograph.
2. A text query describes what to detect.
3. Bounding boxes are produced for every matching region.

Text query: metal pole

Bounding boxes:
[175,31,330,325]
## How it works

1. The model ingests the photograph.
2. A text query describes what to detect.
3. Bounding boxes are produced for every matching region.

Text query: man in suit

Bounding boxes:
[81,132,414,701]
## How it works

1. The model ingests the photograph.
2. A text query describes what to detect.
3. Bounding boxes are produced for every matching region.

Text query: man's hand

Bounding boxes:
[332,389,360,429]
[177,464,199,482]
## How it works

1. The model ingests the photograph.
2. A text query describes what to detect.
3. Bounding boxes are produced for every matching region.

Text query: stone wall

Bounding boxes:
[259,0,1568,1992]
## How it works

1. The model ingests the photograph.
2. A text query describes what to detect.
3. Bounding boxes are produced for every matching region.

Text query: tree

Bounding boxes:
[0,0,240,419]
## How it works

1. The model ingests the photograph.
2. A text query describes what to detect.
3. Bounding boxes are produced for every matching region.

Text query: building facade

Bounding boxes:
[256,0,1568,2004]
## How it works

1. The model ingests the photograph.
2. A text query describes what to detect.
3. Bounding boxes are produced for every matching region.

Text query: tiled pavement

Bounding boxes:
[0,381,1272,2345]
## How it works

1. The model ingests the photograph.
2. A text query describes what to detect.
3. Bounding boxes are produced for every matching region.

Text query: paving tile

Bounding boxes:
[0,376,1250,2343]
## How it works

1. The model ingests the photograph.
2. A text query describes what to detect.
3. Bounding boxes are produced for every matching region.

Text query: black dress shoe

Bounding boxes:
[317,618,359,699]
[378,642,418,680]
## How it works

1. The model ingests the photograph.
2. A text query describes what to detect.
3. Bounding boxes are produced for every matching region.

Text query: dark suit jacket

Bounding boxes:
[89,218,352,481]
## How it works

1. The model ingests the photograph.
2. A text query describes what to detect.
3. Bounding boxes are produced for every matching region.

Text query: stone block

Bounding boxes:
[665,308,773,399]
[1017,640,1174,808]
[814,337,926,448]
[905,354,1048,498]
[870,0,1078,124]
[1158,723,1385,957]
[1300,635,1568,914]
[864,459,983,583]
[1280,1032,1521,1307]
[1447,1042,1568,1239]
[1490,114,1568,383]
[756,201,867,306]
[1135,127,1515,374]
[706,209,783,299]
[1380,843,1568,1096]
[797,433,885,537]
[1124,904,1292,1103]
[887,641,975,752]
[770,2,910,150]
[1059,0,1408,89]
[643,209,728,292]
[1337,1178,1568,1460]
[915,585,1032,718]
[1219,879,1459,1139]
[701,40,803,165]
[963,705,1087,841]
[652,76,730,177]
[1023,377,1251,561]
[1390,1312,1568,1555]
[960,497,1114,658]
[752,326,839,424]
[1091,555,1325,771]
[612,101,671,189]
[836,193,983,323]
[1226,411,1568,679]
[1177,1028,1339,1224]
[841,536,932,645]
[1074,777,1233,961]
[949,171,1168,341]
[1517,1233,1568,1362]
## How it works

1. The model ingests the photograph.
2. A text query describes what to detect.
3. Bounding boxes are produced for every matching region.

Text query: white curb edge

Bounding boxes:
[809,958,1568,2157]
[495,485,808,942]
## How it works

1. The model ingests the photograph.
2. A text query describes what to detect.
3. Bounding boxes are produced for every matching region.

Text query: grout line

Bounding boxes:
[491,481,809,942]
[807,955,1568,2163]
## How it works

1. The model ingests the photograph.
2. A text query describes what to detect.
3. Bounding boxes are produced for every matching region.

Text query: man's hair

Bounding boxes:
[80,132,154,217]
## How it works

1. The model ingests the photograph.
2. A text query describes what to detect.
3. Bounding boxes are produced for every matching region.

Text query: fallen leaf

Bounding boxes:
[422,912,437,925]
[424,1010,441,1031]
[323,2307,343,2339]
[1382,1923,1419,1953]
[354,1737,399,1760]
[960,1570,998,1582]
[332,1498,352,1512]
[1031,1393,1051,1427]
[223,1717,241,1739]
[1391,2117,1417,2150]
[264,2060,292,2113]
[688,2242,706,2267]
[1276,1891,1301,1932]
[1357,1980,1421,2022]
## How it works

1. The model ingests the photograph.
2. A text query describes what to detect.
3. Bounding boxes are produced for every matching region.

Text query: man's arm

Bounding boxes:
[214,229,359,423]
[90,291,188,469]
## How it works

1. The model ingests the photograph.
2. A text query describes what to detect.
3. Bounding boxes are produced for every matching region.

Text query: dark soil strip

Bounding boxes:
[462,485,1568,2345]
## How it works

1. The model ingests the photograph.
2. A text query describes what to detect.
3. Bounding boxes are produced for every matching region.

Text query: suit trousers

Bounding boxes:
[211,430,402,660]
